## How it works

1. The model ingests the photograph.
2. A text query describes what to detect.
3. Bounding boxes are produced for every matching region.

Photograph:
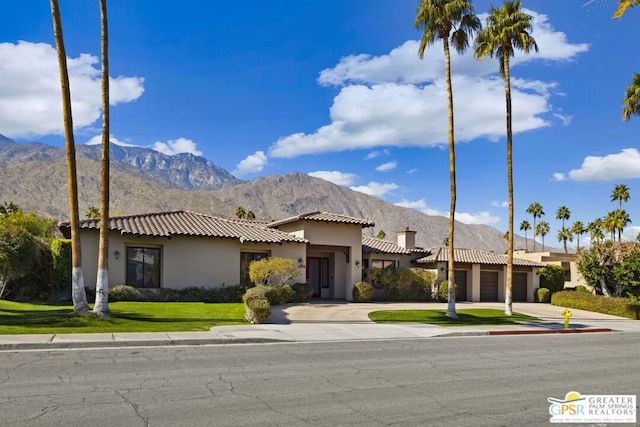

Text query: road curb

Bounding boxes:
[437,328,613,338]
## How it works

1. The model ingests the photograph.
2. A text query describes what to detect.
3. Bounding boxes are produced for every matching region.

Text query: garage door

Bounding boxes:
[455,270,467,301]
[480,271,499,301]
[512,273,528,302]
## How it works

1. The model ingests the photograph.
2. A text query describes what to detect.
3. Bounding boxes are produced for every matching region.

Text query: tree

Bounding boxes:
[248,257,299,287]
[556,206,571,229]
[474,0,538,315]
[588,218,605,245]
[571,221,585,251]
[526,202,544,252]
[613,0,640,18]
[93,0,111,317]
[235,206,246,219]
[0,202,20,216]
[622,74,640,121]
[536,221,550,251]
[557,227,573,254]
[577,241,640,297]
[0,222,38,299]
[519,220,531,252]
[50,0,89,312]
[376,230,387,239]
[85,206,100,219]
[415,0,480,319]
[245,210,255,221]
[611,183,630,211]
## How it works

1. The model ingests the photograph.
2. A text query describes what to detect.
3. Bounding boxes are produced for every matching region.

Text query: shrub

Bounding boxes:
[290,282,313,303]
[203,284,248,303]
[175,287,205,302]
[575,285,592,294]
[439,280,459,302]
[249,257,299,286]
[536,287,550,303]
[244,297,271,324]
[551,290,640,320]
[262,284,294,306]
[51,239,71,291]
[352,281,373,302]
[364,267,436,301]
[539,264,565,294]
[109,285,144,302]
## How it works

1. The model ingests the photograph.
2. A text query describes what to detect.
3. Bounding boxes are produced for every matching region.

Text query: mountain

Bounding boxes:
[0,135,531,253]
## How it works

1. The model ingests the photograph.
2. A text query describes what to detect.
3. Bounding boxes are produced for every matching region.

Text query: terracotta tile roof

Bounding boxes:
[61,211,308,244]
[362,236,428,255]
[416,247,545,267]
[267,211,375,228]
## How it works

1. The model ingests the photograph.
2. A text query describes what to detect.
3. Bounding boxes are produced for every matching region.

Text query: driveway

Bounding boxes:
[270,301,633,324]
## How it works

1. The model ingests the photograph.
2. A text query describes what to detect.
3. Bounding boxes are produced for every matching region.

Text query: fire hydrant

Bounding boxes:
[563,309,572,329]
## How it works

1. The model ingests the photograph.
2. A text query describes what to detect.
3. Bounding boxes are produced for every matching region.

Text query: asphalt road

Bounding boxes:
[1,334,638,426]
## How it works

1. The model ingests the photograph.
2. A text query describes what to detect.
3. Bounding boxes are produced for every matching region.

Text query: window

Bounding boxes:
[126,247,161,288]
[240,252,269,286]
[371,259,396,269]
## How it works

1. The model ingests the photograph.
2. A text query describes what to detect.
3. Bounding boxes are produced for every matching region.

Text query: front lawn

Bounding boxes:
[369,308,540,326]
[0,300,247,334]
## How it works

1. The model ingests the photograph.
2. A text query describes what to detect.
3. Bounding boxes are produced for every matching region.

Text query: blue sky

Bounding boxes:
[1,1,639,246]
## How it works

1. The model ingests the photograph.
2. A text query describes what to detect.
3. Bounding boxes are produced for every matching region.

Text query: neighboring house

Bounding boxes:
[415,247,544,302]
[60,210,374,301]
[362,227,430,268]
[514,250,585,290]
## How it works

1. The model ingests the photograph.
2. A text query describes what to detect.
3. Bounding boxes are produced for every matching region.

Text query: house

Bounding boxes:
[513,250,586,289]
[60,210,374,301]
[415,247,544,302]
[60,210,542,302]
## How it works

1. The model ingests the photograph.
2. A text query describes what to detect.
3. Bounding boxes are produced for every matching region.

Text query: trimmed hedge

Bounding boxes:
[539,264,565,294]
[242,286,272,324]
[364,268,436,301]
[291,282,313,303]
[551,291,640,320]
[352,281,373,302]
[109,285,145,302]
[536,287,550,303]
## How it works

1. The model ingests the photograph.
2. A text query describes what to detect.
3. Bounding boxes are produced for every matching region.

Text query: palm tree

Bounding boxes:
[622,74,640,121]
[235,206,246,219]
[617,209,631,242]
[536,221,550,251]
[611,183,630,210]
[415,0,481,319]
[571,221,585,251]
[588,218,605,244]
[376,230,387,239]
[525,202,544,252]
[603,211,618,241]
[519,220,531,252]
[556,206,571,229]
[0,201,20,216]
[50,0,88,313]
[613,0,640,18]
[557,227,573,254]
[93,0,111,317]
[245,210,256,221]
[474,0,537,316]
[85,206,100,219]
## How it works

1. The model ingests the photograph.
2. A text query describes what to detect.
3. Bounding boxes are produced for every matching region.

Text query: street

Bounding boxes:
[1,333,638,426]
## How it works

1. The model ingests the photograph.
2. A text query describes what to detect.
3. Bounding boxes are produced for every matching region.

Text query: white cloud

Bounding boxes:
[85,134,138,147]
[350,181,398,197]
[376,161,397,172]
[152,138,202,156]
[308,170,357,186]
[366,149,389,159]
[407,168,418,174]
[491,200,509,208]
[567,148,640,181]
[0,41,144,138]
[552,172,566,181]
[623,226,640,242]
[233,151,268,177]
[269,9,586,159]
[395,199,501,225]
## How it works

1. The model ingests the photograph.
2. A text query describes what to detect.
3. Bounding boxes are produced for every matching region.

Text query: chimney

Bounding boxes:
[397,227,416,249]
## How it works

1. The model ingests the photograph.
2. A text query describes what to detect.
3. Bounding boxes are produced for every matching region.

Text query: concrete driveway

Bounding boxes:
[270,300,633,324]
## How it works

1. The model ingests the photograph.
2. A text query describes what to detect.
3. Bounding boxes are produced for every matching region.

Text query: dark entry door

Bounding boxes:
[480,271,499,301]
[512,273,528,302]
[306,257,326,298]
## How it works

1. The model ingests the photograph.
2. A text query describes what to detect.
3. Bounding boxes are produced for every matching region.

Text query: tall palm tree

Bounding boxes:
[557,227,573,254]
[617,209,631,242]
[93,0,111,317]
[519,220,531,252]
[571,221,585,251]
[526,202,544,252]
[415,0,481,319]
[474,1,537,315]
[556,206,571,229]
[588,218,605,244]
[245,210,256,221]
[235,206,246,219]
[622,74,640,121]
[611,183,630,210]
[50,0,88,313]
[603,211,618,241]
[613,0,640,18]
[536,221,550,251]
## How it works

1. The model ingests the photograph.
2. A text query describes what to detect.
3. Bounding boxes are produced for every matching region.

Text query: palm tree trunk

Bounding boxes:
[524,230,528,252]
[93,0,110,316]
[532,216,537,253]
[443,38,457,319]
[50,0,88,313]
[503,52,513,316]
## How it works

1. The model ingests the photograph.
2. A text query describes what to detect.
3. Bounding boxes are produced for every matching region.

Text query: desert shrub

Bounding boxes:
[249,257,298,286]
[364,267,436,301]
[536,287,550,303]
[51,239,71,290]
[439,280,460,302]
[242,286,271,324]
[352,281,374,302]
[539,264,565,294]
[551,291,640,320]
[203,284,248,303]
[262,284,294,305]
[174,287,205,302]
[575,285,592,294]
[157,288,180,302]
[290,282,313,303]
[109,285,144,302]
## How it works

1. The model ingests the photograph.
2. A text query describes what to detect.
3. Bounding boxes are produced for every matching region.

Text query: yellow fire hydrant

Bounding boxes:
[563,309,572,329]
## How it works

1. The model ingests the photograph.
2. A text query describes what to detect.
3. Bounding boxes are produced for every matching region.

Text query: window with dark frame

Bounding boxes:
[371,259,396,269]
[126,247,161,288]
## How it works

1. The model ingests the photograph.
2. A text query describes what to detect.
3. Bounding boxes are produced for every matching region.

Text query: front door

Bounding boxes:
[306,257,329,298]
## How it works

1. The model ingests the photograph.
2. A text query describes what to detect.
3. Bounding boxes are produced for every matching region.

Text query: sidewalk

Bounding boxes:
[1,302,637,351]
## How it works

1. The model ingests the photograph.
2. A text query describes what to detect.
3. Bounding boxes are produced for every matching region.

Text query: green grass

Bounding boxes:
[0,300,247,334]
[368,308,540,326]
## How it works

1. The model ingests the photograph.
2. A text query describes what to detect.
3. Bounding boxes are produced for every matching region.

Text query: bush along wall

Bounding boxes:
[551,291,640,320]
